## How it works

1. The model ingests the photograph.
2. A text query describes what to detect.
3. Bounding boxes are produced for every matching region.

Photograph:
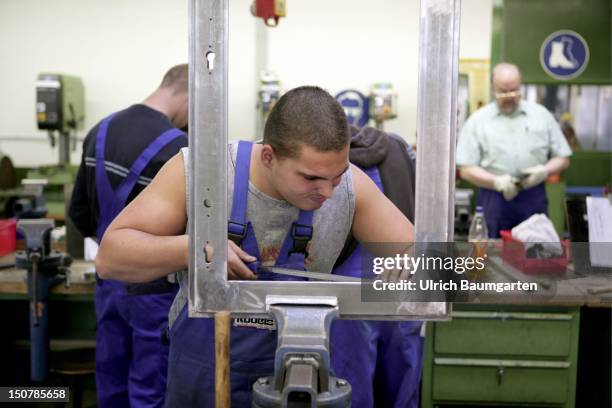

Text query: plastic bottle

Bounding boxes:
[468,206,488,242]
[468,206,488,276]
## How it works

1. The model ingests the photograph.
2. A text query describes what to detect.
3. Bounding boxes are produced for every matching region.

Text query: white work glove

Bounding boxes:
[520,165,548,189]
[493,174,520,201]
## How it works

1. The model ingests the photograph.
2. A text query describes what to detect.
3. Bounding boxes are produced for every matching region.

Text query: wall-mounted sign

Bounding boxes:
[335,90,369,128]
[540,30,590,80]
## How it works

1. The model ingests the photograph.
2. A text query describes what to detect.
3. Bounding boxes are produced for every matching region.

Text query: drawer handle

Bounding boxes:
[497,366,504,385]
[452,311,572,321]
[434,357,571,369]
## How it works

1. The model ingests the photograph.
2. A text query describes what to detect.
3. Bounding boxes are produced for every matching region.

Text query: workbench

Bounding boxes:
[0,253,96,386]
[421,245,611,408]
[0,253,95,298]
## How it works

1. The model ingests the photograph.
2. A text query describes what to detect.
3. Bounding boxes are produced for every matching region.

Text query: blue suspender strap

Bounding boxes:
[95,114,119,239]
[289,211,314,257]
[228,141,261,272]
[95,114,117,208]
[114,128,186,206]
[228,141,252,245]
[275,209,313,268]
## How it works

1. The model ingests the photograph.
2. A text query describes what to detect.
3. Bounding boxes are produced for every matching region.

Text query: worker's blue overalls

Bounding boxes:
[94,114,185,408]
[165,141,313,407]
[332,165,424,408]
[477,184,547,238]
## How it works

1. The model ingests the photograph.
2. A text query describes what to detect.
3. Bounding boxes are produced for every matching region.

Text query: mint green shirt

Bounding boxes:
[456,100,572,177]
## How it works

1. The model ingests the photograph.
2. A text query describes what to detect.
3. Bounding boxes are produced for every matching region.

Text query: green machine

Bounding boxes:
[31,74,84,220]
[32,73,85,257]
[35,73,85,165]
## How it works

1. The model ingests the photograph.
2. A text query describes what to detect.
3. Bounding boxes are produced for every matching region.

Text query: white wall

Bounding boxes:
[264,0,491,143]
[0,0,256,166]
[460,0,493,60]
[0,0,491,166]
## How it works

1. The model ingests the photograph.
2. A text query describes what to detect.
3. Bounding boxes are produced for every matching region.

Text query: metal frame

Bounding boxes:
[415,0,461,243]
[188,0,461,319]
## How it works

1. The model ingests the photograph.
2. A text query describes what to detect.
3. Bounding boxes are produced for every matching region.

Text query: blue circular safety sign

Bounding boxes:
[540,30,589,80]
[335,90,369,128]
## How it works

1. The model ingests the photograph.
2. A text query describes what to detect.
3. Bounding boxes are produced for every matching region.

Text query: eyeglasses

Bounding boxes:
[494,90,521,99]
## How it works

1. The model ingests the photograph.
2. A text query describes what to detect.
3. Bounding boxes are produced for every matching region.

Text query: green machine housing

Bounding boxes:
[36,73,85,133]
[32,74,86,257]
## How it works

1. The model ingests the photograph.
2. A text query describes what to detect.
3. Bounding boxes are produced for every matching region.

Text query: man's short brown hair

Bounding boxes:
[263,86,350,159]
[160,64,188,95]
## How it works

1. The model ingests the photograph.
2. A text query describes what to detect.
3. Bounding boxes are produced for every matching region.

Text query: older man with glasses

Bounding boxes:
[456,62,572,238]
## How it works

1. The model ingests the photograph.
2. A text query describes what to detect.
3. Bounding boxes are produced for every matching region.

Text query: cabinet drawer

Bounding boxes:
[434,311,573,357]
[432,357,570,404]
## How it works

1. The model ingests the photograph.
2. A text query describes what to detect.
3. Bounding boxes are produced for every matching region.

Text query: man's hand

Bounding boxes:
[227,241,257,280]
[520,165,548,189]
[493,174,520,201]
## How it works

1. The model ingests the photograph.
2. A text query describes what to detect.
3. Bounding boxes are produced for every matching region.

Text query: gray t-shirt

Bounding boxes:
[168,142,355,327]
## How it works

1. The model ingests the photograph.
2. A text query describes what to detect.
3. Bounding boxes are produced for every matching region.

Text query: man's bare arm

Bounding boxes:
[95,153,189,282]
[351,165,415,245]
[459,165,497,189]
[545,156,570,175]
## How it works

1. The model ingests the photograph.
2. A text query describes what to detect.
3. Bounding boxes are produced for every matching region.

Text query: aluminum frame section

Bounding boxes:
[189,0,459,320]
[188,0,230,312]
[415,0,461,243]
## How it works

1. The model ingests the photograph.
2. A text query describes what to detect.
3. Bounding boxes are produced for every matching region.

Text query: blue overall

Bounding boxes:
[165,141,313,407]
[94,114,185,408]
[332,165,424,408]
[477,184,548,238]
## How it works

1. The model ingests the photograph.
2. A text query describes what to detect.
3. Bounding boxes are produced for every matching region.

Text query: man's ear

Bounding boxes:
[260,144,275,168]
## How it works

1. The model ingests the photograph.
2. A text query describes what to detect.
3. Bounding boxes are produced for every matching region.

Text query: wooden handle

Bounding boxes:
[215,311,231,408]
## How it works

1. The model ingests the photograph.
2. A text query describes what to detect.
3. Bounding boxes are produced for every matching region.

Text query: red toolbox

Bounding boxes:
[500,230,570,275]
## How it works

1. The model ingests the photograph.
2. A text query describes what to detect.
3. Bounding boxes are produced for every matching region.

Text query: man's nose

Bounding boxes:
[319,181,334,199]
